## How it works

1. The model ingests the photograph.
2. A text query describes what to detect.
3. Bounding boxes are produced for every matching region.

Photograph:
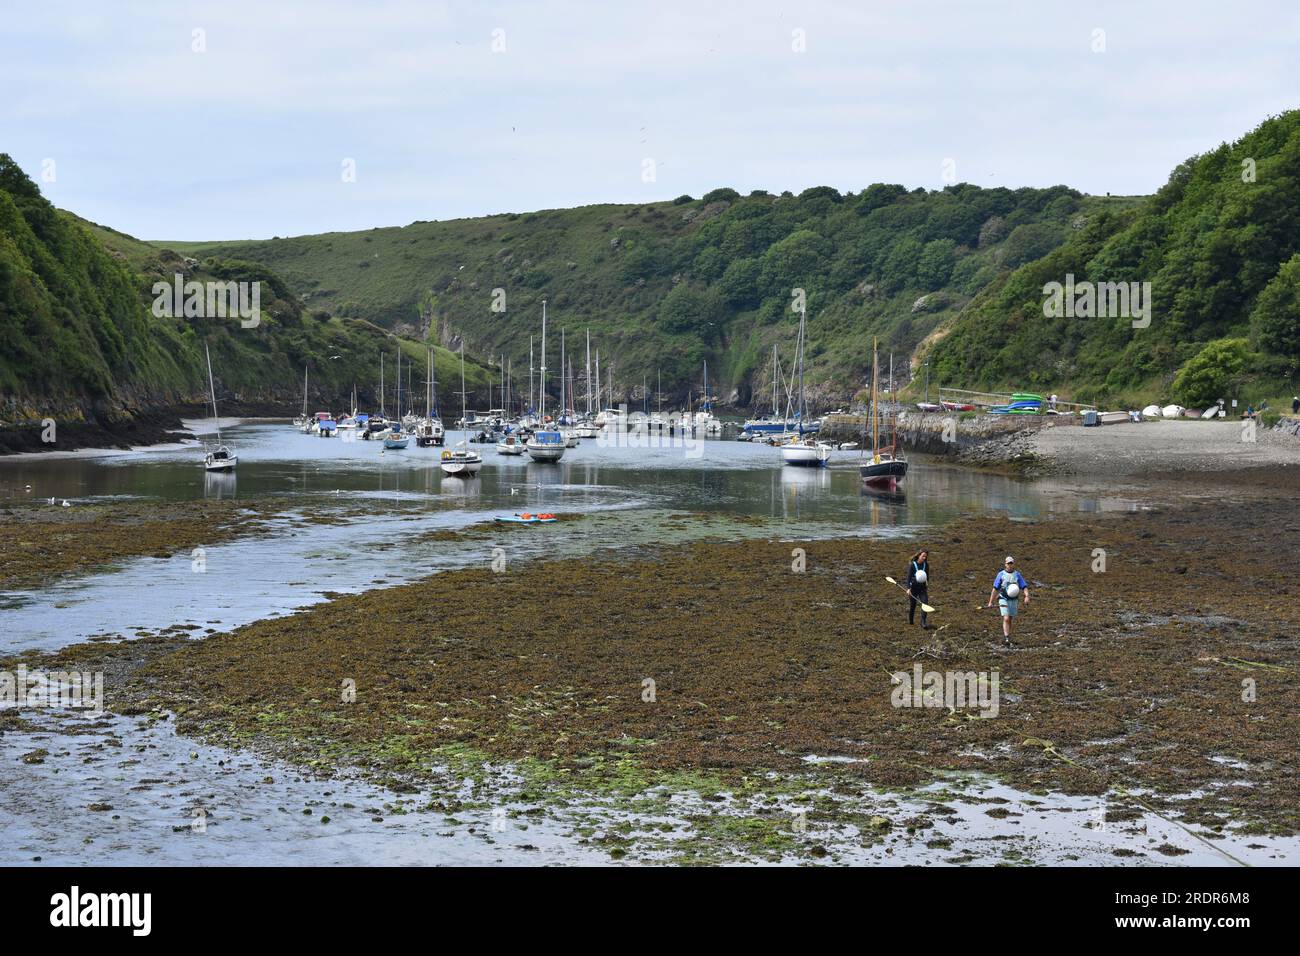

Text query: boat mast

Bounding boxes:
[872,337,880,462]
[529,335,535,417]
[302,365,308,417]
[764,343,774,418]
[797,310,806,435]
[539,301,547,421]
[585,330,592,417]
[594,348,601,409]
[559,327,566,420]
[459,341,467,429]
[205,341,221,443]
[380,353,386,418]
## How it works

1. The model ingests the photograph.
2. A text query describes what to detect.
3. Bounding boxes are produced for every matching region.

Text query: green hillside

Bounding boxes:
[928,111,1300,407]
[167,185,1140,407]
[0,154,493,432]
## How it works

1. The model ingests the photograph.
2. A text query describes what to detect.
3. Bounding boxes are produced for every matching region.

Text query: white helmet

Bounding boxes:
[1006,583,1021,599]
[914,570,927,585]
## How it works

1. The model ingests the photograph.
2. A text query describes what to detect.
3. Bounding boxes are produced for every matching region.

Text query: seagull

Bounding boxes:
[61,500,70,507]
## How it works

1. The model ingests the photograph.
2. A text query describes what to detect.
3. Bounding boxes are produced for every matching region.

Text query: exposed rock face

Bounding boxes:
[818,410,1050,469]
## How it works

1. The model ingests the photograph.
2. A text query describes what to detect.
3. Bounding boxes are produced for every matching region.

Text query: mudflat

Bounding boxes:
[24,490,1298,861]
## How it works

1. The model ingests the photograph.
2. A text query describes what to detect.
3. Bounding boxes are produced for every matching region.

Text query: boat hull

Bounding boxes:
[204,455,238,472]
[525,444,565,462]
[781,443,832,467]
[440,458,483,475]
[860,460,908,483]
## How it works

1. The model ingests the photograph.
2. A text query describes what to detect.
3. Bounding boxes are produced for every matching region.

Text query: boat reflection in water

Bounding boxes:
[203,470,237,499]
[859,480,905,504]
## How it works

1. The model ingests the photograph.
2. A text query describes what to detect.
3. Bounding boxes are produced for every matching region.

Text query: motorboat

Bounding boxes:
[497,434,527,455]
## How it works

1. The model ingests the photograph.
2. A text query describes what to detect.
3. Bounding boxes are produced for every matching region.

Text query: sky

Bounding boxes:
[3,0,1298,241]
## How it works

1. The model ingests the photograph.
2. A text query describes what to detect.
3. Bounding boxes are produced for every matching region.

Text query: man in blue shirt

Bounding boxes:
[987,556,1029,647]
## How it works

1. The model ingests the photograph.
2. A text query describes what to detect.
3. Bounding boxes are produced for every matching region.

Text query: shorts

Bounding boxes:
[998,597,1018,618]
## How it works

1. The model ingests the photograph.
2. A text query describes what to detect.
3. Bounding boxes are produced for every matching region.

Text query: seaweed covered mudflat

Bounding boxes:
[15,490,1298,863]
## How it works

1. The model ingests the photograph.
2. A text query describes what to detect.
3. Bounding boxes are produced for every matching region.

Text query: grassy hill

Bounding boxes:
[927,111,1300,408]
[0,154,494,437]
[165,185,1140,408]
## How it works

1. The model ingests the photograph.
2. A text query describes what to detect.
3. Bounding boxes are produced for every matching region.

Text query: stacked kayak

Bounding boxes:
[495,513,558,524]
[989,392,1044,415]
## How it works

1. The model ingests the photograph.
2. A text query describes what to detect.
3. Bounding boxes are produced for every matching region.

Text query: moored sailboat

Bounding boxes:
[780,308,833,467]
[860,337,908,485]
[441,342,483,475]
[527,301,565,462]
[202,342,238,472]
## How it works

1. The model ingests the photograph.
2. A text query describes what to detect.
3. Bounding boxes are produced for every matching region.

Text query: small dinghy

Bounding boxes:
[495,513,558,524]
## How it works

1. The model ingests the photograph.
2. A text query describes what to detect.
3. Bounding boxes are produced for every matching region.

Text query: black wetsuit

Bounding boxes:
[906,559,929,626]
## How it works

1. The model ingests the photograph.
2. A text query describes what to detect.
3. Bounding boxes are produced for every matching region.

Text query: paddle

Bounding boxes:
[884,576,935,614]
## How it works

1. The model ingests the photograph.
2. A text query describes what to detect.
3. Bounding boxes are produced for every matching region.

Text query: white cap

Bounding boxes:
[1005,556,1015,563]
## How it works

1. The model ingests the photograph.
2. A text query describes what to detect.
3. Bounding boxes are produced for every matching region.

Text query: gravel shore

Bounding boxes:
[1030,419,1300,479]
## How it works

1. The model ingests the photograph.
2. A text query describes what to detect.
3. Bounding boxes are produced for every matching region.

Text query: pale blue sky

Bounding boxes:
[3,0,1297,240]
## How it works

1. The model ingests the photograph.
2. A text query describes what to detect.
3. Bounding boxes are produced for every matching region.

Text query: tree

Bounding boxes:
[916,239,956,290]
[701,187,740,204]
[1000,222,1064,268]
[758,229,830,297]
[1250,254,1300,361]
[657,284,723,337]
[1171,338,1249,407]
[718,257,761,307]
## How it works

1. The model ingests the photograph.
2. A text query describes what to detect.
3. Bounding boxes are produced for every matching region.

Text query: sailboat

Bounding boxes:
[526,301,566,462]
[694,360,722,435]
[293,366,310,430]
[441,342,483,476]
[337,385,359,429]
[202,342,238,472]
[416,348,445,447]
[744,345,793,436]
[383,349,410,449]
[860,337,908,485]
[781,309,833,467]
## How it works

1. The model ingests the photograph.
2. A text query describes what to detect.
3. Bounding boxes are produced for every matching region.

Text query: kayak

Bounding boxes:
[495,513,558,524]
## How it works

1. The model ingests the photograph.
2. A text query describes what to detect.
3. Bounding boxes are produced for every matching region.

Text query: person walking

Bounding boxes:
[987,555,1029,646]
[906,549,930,628]
[1292,395,1299,415]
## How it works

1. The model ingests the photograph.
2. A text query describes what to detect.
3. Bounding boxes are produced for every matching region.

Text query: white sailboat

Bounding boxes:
[780,309,833,467]
[293,365,310,430]
[383,349,410,449]
[526,301,566,462]
[694,360,722,435]
[202,342,238,472]
[416,347,445,447]
[441,342,483,476]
